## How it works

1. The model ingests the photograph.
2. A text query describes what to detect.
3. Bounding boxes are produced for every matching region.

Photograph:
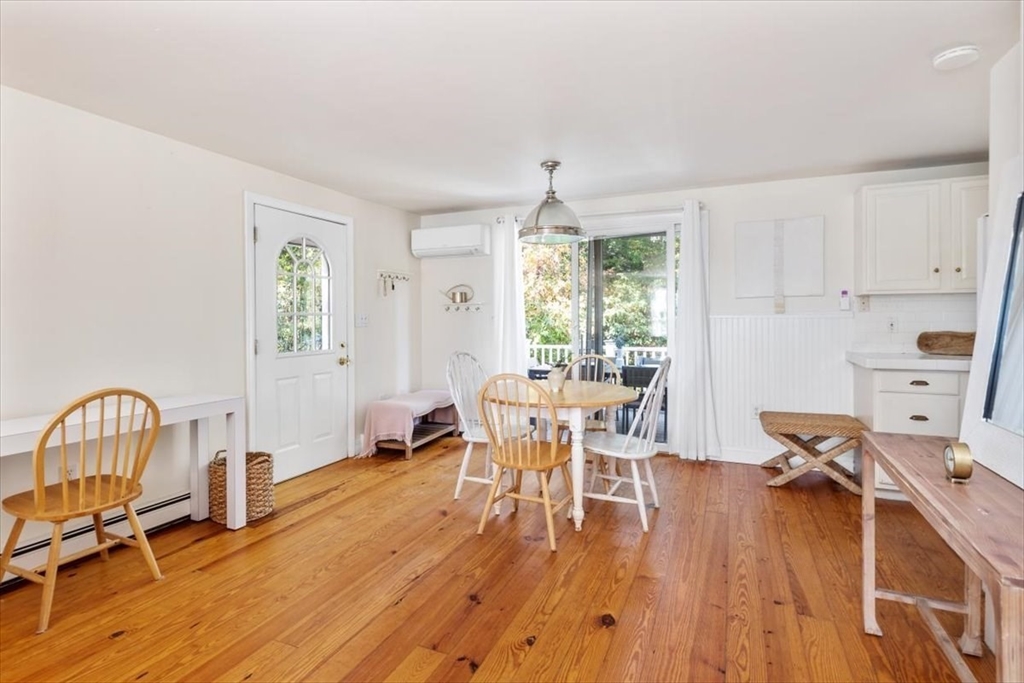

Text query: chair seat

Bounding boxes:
[460,425,490,443]
[510,441,573,471]
[462,422,534,444]
[2,475,143,522]
[582,431,658,460]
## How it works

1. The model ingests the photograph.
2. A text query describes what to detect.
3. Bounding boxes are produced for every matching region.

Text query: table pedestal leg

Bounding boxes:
[570,414,585,531]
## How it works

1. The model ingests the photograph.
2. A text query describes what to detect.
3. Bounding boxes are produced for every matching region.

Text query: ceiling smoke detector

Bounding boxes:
[932,45,980,71]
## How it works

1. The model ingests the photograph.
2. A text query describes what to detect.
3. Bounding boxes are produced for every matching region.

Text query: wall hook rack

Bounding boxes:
[377,270,410,297]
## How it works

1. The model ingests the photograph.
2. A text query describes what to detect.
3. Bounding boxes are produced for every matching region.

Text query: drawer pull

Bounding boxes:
[909,415,930,422]
[909,380,930,386]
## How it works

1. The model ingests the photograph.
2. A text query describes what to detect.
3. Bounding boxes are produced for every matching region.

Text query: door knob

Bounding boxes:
[338,357,350,366]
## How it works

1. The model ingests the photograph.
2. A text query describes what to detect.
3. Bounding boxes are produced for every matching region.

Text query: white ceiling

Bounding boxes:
[1,1,1019,215]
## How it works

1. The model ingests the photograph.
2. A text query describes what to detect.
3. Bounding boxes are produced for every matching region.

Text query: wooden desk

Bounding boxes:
[1,395,247,529]
[862,432,1024,683]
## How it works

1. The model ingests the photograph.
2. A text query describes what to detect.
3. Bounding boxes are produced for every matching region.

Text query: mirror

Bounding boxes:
[983,192,1024,436]
[961,155,1024,489]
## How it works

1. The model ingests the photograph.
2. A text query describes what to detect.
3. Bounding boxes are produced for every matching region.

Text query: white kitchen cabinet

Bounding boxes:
[949,177,988,291]
[855,176,988,294]
[852,362,969,491]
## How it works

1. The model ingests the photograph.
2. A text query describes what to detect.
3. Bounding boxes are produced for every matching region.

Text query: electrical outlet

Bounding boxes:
[857,295,871,313]
[752,405,762,420]
[887,317,898,333]
[356,313,369,328]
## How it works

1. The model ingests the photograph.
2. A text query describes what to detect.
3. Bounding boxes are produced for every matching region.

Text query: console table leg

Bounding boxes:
[188,418,211,522]
[997,586,1024,683]
[959,566,983,657]
[862,447,883,636]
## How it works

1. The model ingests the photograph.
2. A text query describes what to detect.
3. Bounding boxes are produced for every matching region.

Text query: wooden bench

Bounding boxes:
[759,411,865,494]
[362,390,457,459]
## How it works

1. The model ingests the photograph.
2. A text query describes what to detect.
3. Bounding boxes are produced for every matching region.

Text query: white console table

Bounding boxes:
[0,394,247,529]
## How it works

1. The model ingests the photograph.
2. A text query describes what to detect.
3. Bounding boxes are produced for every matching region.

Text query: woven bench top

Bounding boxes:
[759,411,865,438]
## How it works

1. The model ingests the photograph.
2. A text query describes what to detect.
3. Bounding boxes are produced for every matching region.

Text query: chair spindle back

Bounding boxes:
[446,351,488,434]
[32,388,161,516]
[567,354,621,384]
[478,374,560,470]
[624,357,671,452]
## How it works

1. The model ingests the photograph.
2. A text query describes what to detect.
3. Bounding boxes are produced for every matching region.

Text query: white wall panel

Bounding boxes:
[710,314,855,463]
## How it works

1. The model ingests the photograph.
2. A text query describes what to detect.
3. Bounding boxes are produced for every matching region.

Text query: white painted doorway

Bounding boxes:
[249,199,353,483]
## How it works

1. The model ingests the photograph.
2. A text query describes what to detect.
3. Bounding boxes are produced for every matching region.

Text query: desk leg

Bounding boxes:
[188,418,211,522]
[995,586,1024,683]
[959,566,983,656]
[225,410,247,530]
[570,410,585,532]
[862,447,883,636]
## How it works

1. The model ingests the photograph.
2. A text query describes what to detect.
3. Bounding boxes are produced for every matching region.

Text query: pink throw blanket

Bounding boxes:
[360,390,455,456]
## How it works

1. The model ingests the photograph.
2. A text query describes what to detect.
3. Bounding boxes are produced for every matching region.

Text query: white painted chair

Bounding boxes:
[582,356,671,532]
[565,354,622,433]
[446,352,494,502]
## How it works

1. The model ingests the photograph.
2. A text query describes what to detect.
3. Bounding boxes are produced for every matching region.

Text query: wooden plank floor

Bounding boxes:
[0,437,997,682]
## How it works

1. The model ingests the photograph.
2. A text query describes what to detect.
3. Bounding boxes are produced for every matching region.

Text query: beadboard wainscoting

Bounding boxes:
[710,314,856,464]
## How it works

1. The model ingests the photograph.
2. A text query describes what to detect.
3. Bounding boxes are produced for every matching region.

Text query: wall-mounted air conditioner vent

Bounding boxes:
[411,224,490,258]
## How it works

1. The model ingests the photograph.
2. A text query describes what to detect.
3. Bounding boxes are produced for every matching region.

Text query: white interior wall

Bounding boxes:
[0,86,420,551]
[989,40,1023,214]
[418,162,987,461]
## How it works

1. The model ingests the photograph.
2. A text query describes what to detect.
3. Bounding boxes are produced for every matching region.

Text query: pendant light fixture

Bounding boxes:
[518,160,585,244]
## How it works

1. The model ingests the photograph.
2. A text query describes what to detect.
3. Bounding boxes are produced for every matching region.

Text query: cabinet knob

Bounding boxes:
[933,267,940,273]
[955,267,962,273]
[909,415,930,422]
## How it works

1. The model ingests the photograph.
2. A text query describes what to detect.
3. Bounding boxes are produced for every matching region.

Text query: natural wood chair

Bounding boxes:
[0,388,164,633]
[583,357,671,532]
[477,374,573,552]
[566,354,622,432]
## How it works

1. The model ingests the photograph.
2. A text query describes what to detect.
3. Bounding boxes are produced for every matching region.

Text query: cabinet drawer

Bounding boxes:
[875,393,960,436]
[876,370,959,395]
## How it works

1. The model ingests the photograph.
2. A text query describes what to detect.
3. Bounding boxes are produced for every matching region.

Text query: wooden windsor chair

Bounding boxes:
[0,388,164,633]
[477,374,573,551]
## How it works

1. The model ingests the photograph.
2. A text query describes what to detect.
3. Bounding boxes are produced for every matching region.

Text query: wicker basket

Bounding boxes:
[209,450,274,524]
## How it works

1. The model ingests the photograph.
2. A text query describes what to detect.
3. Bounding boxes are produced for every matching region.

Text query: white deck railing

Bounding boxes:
[528,344,667,367]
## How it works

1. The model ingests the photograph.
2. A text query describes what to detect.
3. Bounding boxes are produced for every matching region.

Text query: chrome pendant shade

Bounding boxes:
[518,161,585,244]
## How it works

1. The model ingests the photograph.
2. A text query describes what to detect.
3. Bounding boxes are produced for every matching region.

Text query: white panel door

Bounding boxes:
[254,204,350,482]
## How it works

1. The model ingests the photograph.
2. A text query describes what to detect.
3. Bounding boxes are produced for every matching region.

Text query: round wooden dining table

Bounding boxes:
[535,379,637,530]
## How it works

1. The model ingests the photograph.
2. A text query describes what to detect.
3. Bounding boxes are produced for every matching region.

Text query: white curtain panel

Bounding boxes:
[671,200,722,460]
[492,215,529,375]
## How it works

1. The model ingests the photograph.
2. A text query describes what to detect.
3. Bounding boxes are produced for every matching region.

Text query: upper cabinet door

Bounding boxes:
[949,178,988,292]
[861,182,943,293]
[855,176,988,295]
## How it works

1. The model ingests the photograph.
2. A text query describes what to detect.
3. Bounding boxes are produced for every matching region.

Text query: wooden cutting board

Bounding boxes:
[917,331,975,356]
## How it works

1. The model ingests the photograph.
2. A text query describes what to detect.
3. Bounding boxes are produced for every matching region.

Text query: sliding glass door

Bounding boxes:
[523,212,680,444]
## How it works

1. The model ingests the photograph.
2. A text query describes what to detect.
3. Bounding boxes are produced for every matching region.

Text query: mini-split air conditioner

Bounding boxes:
[410,224,490,258]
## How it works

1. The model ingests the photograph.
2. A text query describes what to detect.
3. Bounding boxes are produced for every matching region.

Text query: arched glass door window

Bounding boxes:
[277,237,332,353]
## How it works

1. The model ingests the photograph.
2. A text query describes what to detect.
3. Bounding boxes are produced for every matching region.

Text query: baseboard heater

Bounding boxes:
[1,493,191,590]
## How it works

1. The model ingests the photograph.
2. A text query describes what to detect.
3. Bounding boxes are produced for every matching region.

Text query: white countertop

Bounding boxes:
[846,351,972,372]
